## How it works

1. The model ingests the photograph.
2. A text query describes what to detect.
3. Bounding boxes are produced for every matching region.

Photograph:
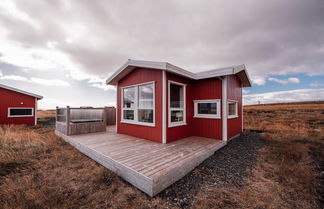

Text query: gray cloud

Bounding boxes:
[0,0,324,81]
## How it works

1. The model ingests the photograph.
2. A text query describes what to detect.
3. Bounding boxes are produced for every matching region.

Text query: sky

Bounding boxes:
[0,0,323,109]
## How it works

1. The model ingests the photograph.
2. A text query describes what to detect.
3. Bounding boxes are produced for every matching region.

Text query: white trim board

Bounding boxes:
[120,81,156,127]
[8,107,34,117]
[0,84,43,99]
[193,99,221,119]
[168,80,187,128]
[106,59,252,87]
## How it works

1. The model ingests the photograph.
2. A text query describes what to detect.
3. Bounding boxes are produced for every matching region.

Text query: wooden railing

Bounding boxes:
[55,106,114,136]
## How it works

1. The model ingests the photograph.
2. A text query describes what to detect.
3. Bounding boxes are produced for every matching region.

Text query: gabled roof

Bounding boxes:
[0,83,43,99]
[106,59,252,87]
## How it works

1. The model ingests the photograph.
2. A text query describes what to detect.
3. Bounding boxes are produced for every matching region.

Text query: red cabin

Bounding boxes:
[0,84,43,126]
[106,60,251,143]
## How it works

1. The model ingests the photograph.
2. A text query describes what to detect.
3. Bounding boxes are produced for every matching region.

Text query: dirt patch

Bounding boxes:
[158,131,267,208]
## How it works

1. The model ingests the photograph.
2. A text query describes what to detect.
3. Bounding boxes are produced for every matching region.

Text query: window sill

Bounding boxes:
[168,122,187,128]
[194,115,221,119]
[228,115,238,119]
[121,120,155,127]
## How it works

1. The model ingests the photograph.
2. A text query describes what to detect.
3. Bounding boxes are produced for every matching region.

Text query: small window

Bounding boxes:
[194,100,220,119]
[8,108,34,117]
[169,81,186,127]
[228,100,238,118]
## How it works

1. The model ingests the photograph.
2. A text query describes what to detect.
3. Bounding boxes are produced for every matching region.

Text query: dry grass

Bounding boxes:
[0,126,172,209]
[1,102,323,208]
[191,102,324,209]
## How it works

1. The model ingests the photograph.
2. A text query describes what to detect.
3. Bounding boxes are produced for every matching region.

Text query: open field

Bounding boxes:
[0,102,323,208]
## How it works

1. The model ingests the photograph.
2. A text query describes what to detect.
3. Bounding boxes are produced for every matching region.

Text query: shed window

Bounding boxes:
[121,82,154,126]
[228,100,238,118]
[8,108,34,117]
[194,100,220,119]
[169,81,186,127]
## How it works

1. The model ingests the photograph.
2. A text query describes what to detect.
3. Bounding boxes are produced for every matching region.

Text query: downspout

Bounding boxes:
[222,76,227,142]
[115,82,118,133]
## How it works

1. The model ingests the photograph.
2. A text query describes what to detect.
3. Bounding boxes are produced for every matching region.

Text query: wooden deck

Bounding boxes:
[55,126,226,196]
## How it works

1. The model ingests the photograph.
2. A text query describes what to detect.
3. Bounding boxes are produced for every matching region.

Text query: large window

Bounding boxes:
[168,81,186,127]
[194,100,221,119]
[8,108,34,117]
[121,82,154,126]
[228,100,238,118]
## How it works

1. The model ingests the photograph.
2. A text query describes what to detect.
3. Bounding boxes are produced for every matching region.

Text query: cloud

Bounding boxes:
[88,77,115,91]
[0,74,28,81]
[268,77,300,84]
[252,77,266,86]
[242,89,250,94]
[0,73,70,86]
[310,81,324,87]
[0,0,323,83]
[243,88,324,105]
[30,77,70,87]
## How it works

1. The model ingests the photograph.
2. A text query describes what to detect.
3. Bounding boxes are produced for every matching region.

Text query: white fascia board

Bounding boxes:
[106,59,252,87]
[0,84,43,99]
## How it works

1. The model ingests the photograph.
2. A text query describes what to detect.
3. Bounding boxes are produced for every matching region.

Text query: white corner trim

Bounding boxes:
[222,76,227,141]
[35,98,37,125]
[115,82,118,133]
[162,71,167,144]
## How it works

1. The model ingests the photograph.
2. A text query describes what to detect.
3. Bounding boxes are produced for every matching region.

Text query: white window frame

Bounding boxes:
[168,80,187,127]
[228,100,238,119]
[8,107,34,117]
[193,99,221,119]
[121,81,155,127]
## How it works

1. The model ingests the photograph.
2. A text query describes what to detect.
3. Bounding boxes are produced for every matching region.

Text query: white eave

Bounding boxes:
[0,83,43,99]
[106,59,252,87]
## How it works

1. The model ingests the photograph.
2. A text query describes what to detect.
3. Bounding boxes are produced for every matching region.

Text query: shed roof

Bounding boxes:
[106,59,252,87]
[0,83,43,99]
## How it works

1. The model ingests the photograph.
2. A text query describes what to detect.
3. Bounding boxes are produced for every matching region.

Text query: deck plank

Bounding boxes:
[55,126,227,196]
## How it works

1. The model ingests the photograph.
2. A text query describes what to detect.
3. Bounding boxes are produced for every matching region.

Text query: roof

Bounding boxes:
[0,83,43,99]
[106,59,252,87]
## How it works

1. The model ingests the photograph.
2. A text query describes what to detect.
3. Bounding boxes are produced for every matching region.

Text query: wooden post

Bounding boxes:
[103,108,107,129]
[66,106,70,136]
[56,106,59,122]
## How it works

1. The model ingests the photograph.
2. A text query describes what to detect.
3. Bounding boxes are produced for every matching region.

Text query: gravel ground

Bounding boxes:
[158,131,267,208]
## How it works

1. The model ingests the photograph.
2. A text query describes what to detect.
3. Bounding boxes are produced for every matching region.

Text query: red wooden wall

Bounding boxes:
[191,78,223,140]
[166,73,193,142]
[0,88,36,126]
[117,68,163,143]
[227,75,243,139]
[117,68,244,143]
[166,74,223,142]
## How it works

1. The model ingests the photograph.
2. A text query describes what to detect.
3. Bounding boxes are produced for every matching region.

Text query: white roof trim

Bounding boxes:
[0,84,43,99]
[106,59,252,87]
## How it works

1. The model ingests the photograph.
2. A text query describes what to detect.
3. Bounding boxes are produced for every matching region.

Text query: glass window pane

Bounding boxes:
[123,110,134,120]
[170,83,184,108]
[123,87,135,108]
[138,84,153,109]
[171,110,184,122]
[138,109,153,123]
[198,103,217,114]
[10,108,33,116]
[228,102,237,116]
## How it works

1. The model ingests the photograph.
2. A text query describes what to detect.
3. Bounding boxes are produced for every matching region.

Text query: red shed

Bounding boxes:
[0,84,43,126]
[106,60,251,143]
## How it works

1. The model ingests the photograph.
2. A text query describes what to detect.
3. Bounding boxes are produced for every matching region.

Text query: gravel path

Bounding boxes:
[158,131,267,208]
